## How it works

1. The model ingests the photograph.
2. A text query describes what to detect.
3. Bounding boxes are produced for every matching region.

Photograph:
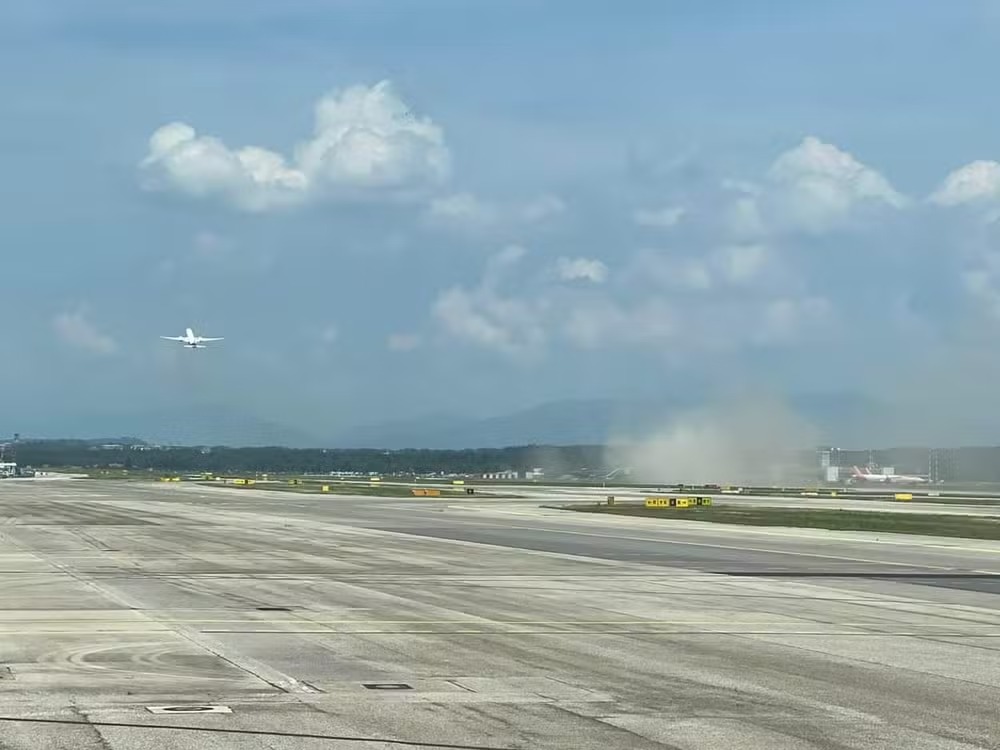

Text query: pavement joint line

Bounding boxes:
[0,532,321,695]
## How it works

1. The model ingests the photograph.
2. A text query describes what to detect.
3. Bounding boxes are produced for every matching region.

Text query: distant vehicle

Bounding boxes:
[850,465,928,484]
[160,327,223,349]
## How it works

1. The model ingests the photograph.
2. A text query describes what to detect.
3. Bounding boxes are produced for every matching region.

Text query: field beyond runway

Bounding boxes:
[0,481,999,748]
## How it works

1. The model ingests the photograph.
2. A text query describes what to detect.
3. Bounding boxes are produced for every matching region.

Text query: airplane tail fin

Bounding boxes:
[186,327,195,338]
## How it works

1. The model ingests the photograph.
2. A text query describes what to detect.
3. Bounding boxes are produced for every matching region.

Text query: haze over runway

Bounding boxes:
[0,480,998,748]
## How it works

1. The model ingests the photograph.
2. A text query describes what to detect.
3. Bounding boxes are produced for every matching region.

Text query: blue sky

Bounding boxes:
[5,1,1000,441]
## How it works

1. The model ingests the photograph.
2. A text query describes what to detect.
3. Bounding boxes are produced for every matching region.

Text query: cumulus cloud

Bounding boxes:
[426,135,1000,368]
[555,257,608,283]
[431,246,546,358]
[625,244,772,293]
[429,238,832,359]
[930,160,1000,207]
[761,136,906,233]
[53,310,117,355]
[140,81,450,212]
[433,287,545,358]
[633,205,686,228]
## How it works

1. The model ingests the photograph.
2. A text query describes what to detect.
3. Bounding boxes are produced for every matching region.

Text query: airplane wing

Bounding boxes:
[199,337,224,342]
[160,336,185,341]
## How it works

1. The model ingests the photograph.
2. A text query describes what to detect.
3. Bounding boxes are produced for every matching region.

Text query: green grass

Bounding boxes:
[883,496,1000,506]
[555,503,1000,540]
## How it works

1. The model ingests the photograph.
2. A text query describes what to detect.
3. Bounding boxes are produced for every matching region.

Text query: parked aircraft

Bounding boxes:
[850,465,928,484]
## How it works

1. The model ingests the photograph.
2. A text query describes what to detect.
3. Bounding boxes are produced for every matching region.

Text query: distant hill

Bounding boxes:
[325,398,681,449]
[328,392,886,449]
[18,391,900,449]
[23,406,323,448]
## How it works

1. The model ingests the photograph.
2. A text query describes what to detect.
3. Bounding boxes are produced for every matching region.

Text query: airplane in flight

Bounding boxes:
[850,465,928,484]
[160,327,224,349]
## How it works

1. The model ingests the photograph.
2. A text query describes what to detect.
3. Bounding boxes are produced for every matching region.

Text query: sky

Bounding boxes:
[6,0,1000,443]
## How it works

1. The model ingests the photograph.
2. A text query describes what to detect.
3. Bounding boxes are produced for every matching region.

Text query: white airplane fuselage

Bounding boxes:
[161,327,223,348]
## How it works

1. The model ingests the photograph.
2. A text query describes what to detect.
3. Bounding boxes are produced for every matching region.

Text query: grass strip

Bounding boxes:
[554,504,1000,540]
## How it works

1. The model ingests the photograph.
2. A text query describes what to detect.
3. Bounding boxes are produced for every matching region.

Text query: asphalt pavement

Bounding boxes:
[0,479,998,749]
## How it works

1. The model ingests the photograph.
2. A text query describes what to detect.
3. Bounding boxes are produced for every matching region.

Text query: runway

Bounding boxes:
[0,480,998,748]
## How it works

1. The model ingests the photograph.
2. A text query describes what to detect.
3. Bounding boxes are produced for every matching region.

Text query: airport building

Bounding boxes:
[483,470,519,480]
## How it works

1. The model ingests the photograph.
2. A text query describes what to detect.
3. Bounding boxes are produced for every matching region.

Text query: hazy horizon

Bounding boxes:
[4,2,1000,448]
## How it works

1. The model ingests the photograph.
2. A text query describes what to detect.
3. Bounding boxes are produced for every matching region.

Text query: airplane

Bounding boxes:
[160,327,223,349]
[850,465,928,484]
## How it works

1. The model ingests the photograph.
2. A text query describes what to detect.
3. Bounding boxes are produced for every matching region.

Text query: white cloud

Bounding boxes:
[726,195,767,240]
[633,205,686,229]
[429,239,832,360]
[423,192,565,233]
[432,246,545,358]
[626,245,770,292]
[425,192,499,230]
[433,286,545,358]
[961,250,1000,322]
[387,333,421,352]
[53,310,117,355]
[140,81,450,212]
[713,244,768,284]
[555,257,608,283]
[762,136,905,233]
[930,160,1000,207]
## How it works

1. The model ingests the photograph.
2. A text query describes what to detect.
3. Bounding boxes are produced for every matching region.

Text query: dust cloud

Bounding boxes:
[607,395,821,485]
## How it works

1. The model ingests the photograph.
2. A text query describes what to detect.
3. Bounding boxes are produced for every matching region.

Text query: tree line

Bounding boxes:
[13,440,609,477]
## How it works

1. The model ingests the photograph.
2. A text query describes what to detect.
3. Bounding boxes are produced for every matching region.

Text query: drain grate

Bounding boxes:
[146,705,232,714]
[256,607,292,612]
[363,683,413,690]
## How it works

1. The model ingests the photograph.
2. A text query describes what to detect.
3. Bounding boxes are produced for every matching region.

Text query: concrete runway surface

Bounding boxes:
[0,481,999,748]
